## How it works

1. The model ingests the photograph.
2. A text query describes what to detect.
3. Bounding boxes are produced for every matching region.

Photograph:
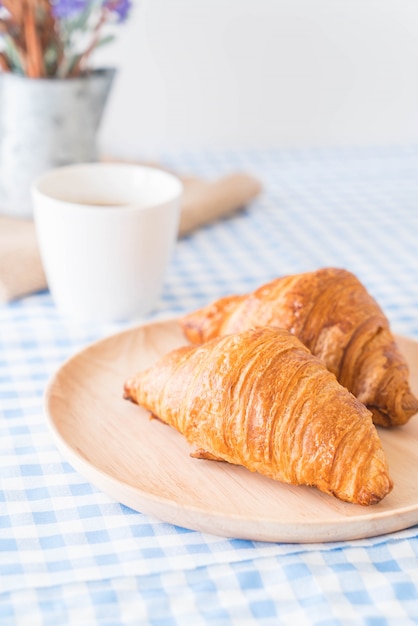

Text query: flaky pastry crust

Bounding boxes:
[124,327,393,505]
[180,268,418,427]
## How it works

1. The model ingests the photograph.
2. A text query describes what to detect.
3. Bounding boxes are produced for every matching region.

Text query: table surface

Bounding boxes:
[2,145,418,626]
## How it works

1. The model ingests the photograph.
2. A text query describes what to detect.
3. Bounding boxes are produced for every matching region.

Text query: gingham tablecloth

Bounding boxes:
[2,145,418,625]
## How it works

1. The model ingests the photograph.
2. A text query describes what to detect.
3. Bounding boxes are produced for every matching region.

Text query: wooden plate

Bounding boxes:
[45,318,418,543]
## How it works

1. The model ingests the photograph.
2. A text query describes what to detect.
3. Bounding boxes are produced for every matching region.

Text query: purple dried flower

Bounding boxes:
[51,0,86,19]
[105,0,131,23]
[51,0,131,22]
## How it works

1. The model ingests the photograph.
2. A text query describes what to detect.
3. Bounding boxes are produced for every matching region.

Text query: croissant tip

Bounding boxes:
[123,378,136,402]
[367,387,418,427]
[402,390,418,418]
[357,454,394,505]
[358,479,394,506]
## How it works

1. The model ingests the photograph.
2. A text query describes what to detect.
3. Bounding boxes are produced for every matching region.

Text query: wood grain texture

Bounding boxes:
[44,318,418,543]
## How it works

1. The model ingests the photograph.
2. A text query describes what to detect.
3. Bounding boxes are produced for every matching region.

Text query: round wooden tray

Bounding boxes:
[44,317,418,543]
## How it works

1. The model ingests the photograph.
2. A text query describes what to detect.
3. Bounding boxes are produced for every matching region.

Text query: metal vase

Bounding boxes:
[0,68,115,218]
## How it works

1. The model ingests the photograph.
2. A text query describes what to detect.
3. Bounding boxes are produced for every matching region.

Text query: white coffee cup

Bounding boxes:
[32,163,183,322]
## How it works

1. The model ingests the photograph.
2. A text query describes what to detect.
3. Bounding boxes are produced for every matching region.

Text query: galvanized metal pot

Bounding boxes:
[0,68,115,218]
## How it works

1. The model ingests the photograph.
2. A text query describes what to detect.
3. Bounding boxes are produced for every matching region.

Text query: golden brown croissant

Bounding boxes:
[181,267,418,428]
[124,326,393,506]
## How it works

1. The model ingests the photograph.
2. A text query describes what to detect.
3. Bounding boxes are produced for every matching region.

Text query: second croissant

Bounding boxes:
[180,267,418,428]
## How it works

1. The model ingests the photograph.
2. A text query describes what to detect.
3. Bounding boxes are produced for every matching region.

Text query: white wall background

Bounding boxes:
[97,0,418,158]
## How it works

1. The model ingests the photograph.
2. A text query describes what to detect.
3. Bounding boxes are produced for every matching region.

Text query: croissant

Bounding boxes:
[124,326,393,506]
[181,267,418,428]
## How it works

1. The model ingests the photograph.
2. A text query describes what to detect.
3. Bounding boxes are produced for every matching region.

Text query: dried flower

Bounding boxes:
[0,0,132,78]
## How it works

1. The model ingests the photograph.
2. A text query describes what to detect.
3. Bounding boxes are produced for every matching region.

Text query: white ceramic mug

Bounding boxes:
[32,163,183,322]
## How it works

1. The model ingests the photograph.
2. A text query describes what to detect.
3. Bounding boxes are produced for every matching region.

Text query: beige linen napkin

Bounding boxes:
[0,216,47,303]
[0,171,262,303]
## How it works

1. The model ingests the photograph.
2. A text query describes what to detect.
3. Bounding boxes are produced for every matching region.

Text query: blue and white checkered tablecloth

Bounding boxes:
[2,145,418,625]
